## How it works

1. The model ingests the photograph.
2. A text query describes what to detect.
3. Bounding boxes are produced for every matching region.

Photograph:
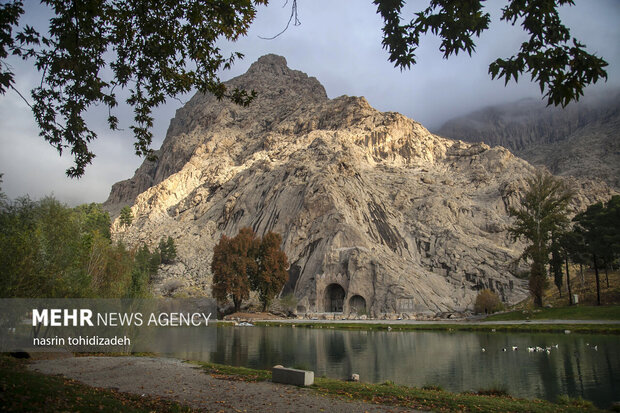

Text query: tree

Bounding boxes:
[374,0,608,108]
[0,192,155,298]
[74,202,112,240]
[166,236,177,263]
[0,173,6,205]
[119,206,133,228]
[252,231,289,312]
[158,236,177,265]
[2,1,609,177]
[558,230,583,305]
[550,238,564,297]
[1,0,266,177]
[509,171,573,307]
[128,244,156,298]
[598,195,620,288]
[572,196,620,305]
[211,227,258,312]
[474,289,503,314]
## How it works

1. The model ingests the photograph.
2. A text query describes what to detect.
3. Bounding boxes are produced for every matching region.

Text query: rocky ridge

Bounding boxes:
[436,91,620,190]
[105,55,614,315]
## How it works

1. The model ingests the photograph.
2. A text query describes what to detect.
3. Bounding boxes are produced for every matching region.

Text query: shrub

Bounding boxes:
[477,386,509,397]
[474,289,504,314]
[556,395,594,409]
[422,384,443,391]
[278,293,298,314]
[161,278,184,297]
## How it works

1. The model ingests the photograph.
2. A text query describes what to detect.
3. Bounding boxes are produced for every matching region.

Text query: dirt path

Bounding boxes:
[30,356,419,413]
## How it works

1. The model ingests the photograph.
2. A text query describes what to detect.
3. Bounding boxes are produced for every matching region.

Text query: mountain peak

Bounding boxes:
[247,54,289,74]
[104,55,614,315]
[233,54,327,102]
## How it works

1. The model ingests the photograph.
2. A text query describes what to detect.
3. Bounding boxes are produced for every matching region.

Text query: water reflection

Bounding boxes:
[167,327,619,408]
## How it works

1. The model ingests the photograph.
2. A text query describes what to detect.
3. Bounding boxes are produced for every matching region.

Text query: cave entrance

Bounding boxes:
[349,295,366,314]
[324,283,345,313]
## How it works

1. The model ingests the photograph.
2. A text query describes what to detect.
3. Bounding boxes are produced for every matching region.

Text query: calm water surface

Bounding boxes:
[168,326,619,408]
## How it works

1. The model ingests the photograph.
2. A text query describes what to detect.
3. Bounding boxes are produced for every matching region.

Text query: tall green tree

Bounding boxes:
[509,171,573,307]
[557,230,584,305]
[573,196,620,305]
[599,195,620,288]
[252,231,289,312]
[74,203,111,240]
[550,239,564,297]
[158,235,177,265]
[573,203,604,305]
[0,190,155,298]
[128,244,156,298]
[211,227,258,312]
[119,206,133,228]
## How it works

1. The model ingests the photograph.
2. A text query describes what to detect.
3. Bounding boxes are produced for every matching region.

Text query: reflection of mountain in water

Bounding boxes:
[177,327,619,408]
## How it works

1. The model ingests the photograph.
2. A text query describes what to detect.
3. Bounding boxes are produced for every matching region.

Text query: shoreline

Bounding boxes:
[5,354,606,412]
[216,318,620,334]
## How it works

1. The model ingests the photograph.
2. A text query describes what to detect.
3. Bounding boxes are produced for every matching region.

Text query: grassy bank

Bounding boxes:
[1,353,609,412]
[0,355,196,413]
[251,320,620,334]
[194,360,604,413]
[485,305,620,322]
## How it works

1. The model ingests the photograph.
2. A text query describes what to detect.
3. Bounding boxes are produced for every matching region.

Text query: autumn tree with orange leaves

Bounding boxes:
[211,227,288,312]
[253,231,289,311]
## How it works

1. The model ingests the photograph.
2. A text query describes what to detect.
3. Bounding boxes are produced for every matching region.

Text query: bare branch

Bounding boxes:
[258,0,300,40]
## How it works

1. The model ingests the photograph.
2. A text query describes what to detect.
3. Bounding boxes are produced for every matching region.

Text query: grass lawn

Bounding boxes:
[485,305,620,321]
[485,268,620,322]
[193,360,604,413]
[0,355,196,413]
[254,320,620,334]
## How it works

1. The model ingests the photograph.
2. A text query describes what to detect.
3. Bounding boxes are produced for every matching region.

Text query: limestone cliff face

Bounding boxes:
[436,91,620,190]
[105,55,614,315]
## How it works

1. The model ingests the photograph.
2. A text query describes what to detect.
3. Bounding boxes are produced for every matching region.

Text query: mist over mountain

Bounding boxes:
[105,55,613,315]
[436,90,620,190]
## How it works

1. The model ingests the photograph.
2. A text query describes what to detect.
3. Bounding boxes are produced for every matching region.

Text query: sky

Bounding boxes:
[1,0,619,205]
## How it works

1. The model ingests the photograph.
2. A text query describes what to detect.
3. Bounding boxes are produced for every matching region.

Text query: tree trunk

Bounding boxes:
[605,263,609,288]
[565,257,572,306]
[579,263,584,288]
[529,264,545,307]
[533,293,543,307]
[593,254,601,306]
[233,296,241,313]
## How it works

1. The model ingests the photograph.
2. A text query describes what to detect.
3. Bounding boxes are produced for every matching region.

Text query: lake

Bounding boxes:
[166,326,620,408]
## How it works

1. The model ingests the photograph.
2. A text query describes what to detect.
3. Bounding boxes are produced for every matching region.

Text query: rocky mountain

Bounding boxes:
[436,91,620,190]
[105,55,614,316]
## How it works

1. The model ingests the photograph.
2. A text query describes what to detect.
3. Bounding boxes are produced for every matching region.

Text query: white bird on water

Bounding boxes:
[481,348,486,352]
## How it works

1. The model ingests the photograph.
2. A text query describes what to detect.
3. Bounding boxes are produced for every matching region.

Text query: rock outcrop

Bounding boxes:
[436,91,620,190]
[105,55,614,315]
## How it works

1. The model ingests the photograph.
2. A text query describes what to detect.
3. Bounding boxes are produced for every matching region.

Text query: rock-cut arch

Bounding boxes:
[324,283,345,313]
[349,295,366,314]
